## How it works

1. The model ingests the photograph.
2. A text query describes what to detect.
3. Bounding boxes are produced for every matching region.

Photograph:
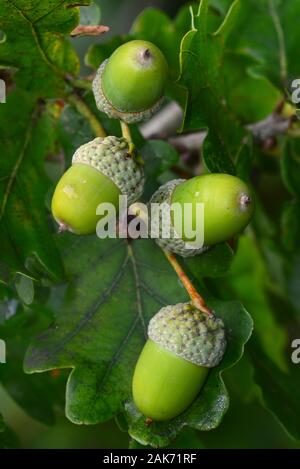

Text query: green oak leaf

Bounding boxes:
[281,200,300,253]
[235,135,254,181]
[228,0,300,89]
[178,0,245,148]
[223,53,282,124]
[252,194,297,308]
[24,237,189,424]
[0,0,91,98]
[178,0,281,172]
[201,130,237,175]
[167,427,205,449]
[129,427,205,449]
[285,247,300,317]
[58,93,145,169]
[131,6,197,81]
[281,139,300,198]
[250,341,300,441]
[0,414,19,449]
[126,298,253,448]
[183,243,234,279]
[224,354,259,404]
[142,140,179,200]
[0,285,66,425]
[0,90,64,281]
[24,236,252,447]
[281,199,300,318]
[222,234,300,439]
[225,235,288,371]
[58,102,96,167]
[14,274,35,305]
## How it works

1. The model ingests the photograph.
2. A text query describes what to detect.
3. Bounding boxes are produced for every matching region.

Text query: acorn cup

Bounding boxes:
[92,40,169,123]
[150,173,254,257]
[132,302,226,422]
[51,136,144,235]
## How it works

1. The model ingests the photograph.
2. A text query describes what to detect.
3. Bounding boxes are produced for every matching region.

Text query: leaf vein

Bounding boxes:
[0,108,37,220]
[127,243,147,338]
[31,251,129,362]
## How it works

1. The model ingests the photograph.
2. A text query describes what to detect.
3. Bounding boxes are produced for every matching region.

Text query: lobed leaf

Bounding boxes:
[0,285,66,425]
[24,234,252,447]
[178,0,282,173]
[0,414,19,448]
[224,235,300,439]
[0,90,64,281]
[0,0,91,98]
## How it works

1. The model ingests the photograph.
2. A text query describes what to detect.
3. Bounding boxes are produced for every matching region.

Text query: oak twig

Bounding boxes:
[120,121,135,156]
[163,249,212,315]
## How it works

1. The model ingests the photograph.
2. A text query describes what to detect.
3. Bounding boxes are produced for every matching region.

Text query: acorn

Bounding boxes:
[150,174,254,257]
[132,302,226,421]
[51,136,144,234]
[92,40,169,123]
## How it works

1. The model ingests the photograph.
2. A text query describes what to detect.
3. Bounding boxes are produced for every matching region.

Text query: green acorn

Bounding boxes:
[132,302,226,421]
[92,40,169,123]
[150,174,254,257]
[51,136,144,234]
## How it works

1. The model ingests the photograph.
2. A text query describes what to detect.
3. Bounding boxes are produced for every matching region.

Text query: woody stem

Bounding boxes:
[163,249,212,315]
[120,121,135,155]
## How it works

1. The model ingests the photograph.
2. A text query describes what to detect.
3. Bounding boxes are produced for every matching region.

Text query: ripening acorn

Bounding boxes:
[92,40,169,123]
[150,173,254,257]
[132,302,226,421]
[51,136,144,234]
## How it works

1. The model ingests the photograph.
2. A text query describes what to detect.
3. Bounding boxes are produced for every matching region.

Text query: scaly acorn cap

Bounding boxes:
[149,179,208,257]
[72,136,144,205]
[92,59,164,124]
[148,302,226,368]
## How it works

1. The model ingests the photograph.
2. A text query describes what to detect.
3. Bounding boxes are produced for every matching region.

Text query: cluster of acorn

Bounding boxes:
[51,40,254,422]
